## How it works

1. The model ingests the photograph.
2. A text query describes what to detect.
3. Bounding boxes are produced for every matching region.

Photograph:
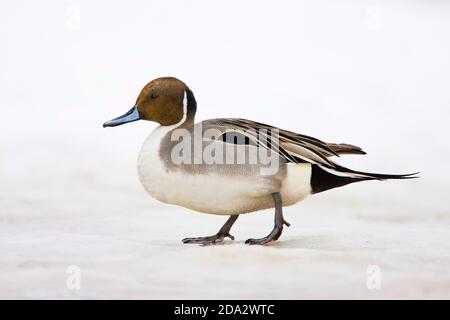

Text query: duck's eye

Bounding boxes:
[150,93,159,100]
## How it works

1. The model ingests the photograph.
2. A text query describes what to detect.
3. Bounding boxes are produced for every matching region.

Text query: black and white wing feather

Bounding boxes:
[209,118,418,181]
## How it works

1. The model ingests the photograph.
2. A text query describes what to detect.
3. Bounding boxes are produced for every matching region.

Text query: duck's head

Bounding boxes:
[103,77,196,128]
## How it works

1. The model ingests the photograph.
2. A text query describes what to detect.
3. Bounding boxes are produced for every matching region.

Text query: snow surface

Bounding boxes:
[1,0,449,299]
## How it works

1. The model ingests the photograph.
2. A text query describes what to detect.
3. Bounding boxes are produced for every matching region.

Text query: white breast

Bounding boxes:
[137,125,174,204]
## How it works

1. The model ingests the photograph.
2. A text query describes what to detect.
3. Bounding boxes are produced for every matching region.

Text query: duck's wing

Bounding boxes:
[206,118,366,167]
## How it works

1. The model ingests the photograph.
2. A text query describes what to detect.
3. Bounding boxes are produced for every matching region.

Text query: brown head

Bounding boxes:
[103,77,196,128]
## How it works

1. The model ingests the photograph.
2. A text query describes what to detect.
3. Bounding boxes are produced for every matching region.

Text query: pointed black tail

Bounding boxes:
[310,164,419,194]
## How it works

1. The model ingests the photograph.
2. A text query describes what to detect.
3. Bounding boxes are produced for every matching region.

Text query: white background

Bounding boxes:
[1,0,449,299]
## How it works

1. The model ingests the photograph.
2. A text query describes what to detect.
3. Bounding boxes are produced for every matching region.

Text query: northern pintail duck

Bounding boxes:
[104,77,417,245]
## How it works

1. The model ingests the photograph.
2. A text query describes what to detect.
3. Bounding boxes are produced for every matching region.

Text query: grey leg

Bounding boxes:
[245,192,290,245]
[182,215,239,245]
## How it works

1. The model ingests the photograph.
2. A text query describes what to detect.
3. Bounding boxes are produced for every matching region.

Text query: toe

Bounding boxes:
[182,237,212,244]
[182,234,225,245]
[245,238,272,245]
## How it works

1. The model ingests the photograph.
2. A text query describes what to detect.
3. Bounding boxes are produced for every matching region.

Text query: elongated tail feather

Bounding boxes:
[310,164,419,194]
[326,163,419,180]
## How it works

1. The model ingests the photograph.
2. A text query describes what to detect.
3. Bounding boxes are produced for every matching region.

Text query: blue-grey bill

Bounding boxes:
[103,106,141,127]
